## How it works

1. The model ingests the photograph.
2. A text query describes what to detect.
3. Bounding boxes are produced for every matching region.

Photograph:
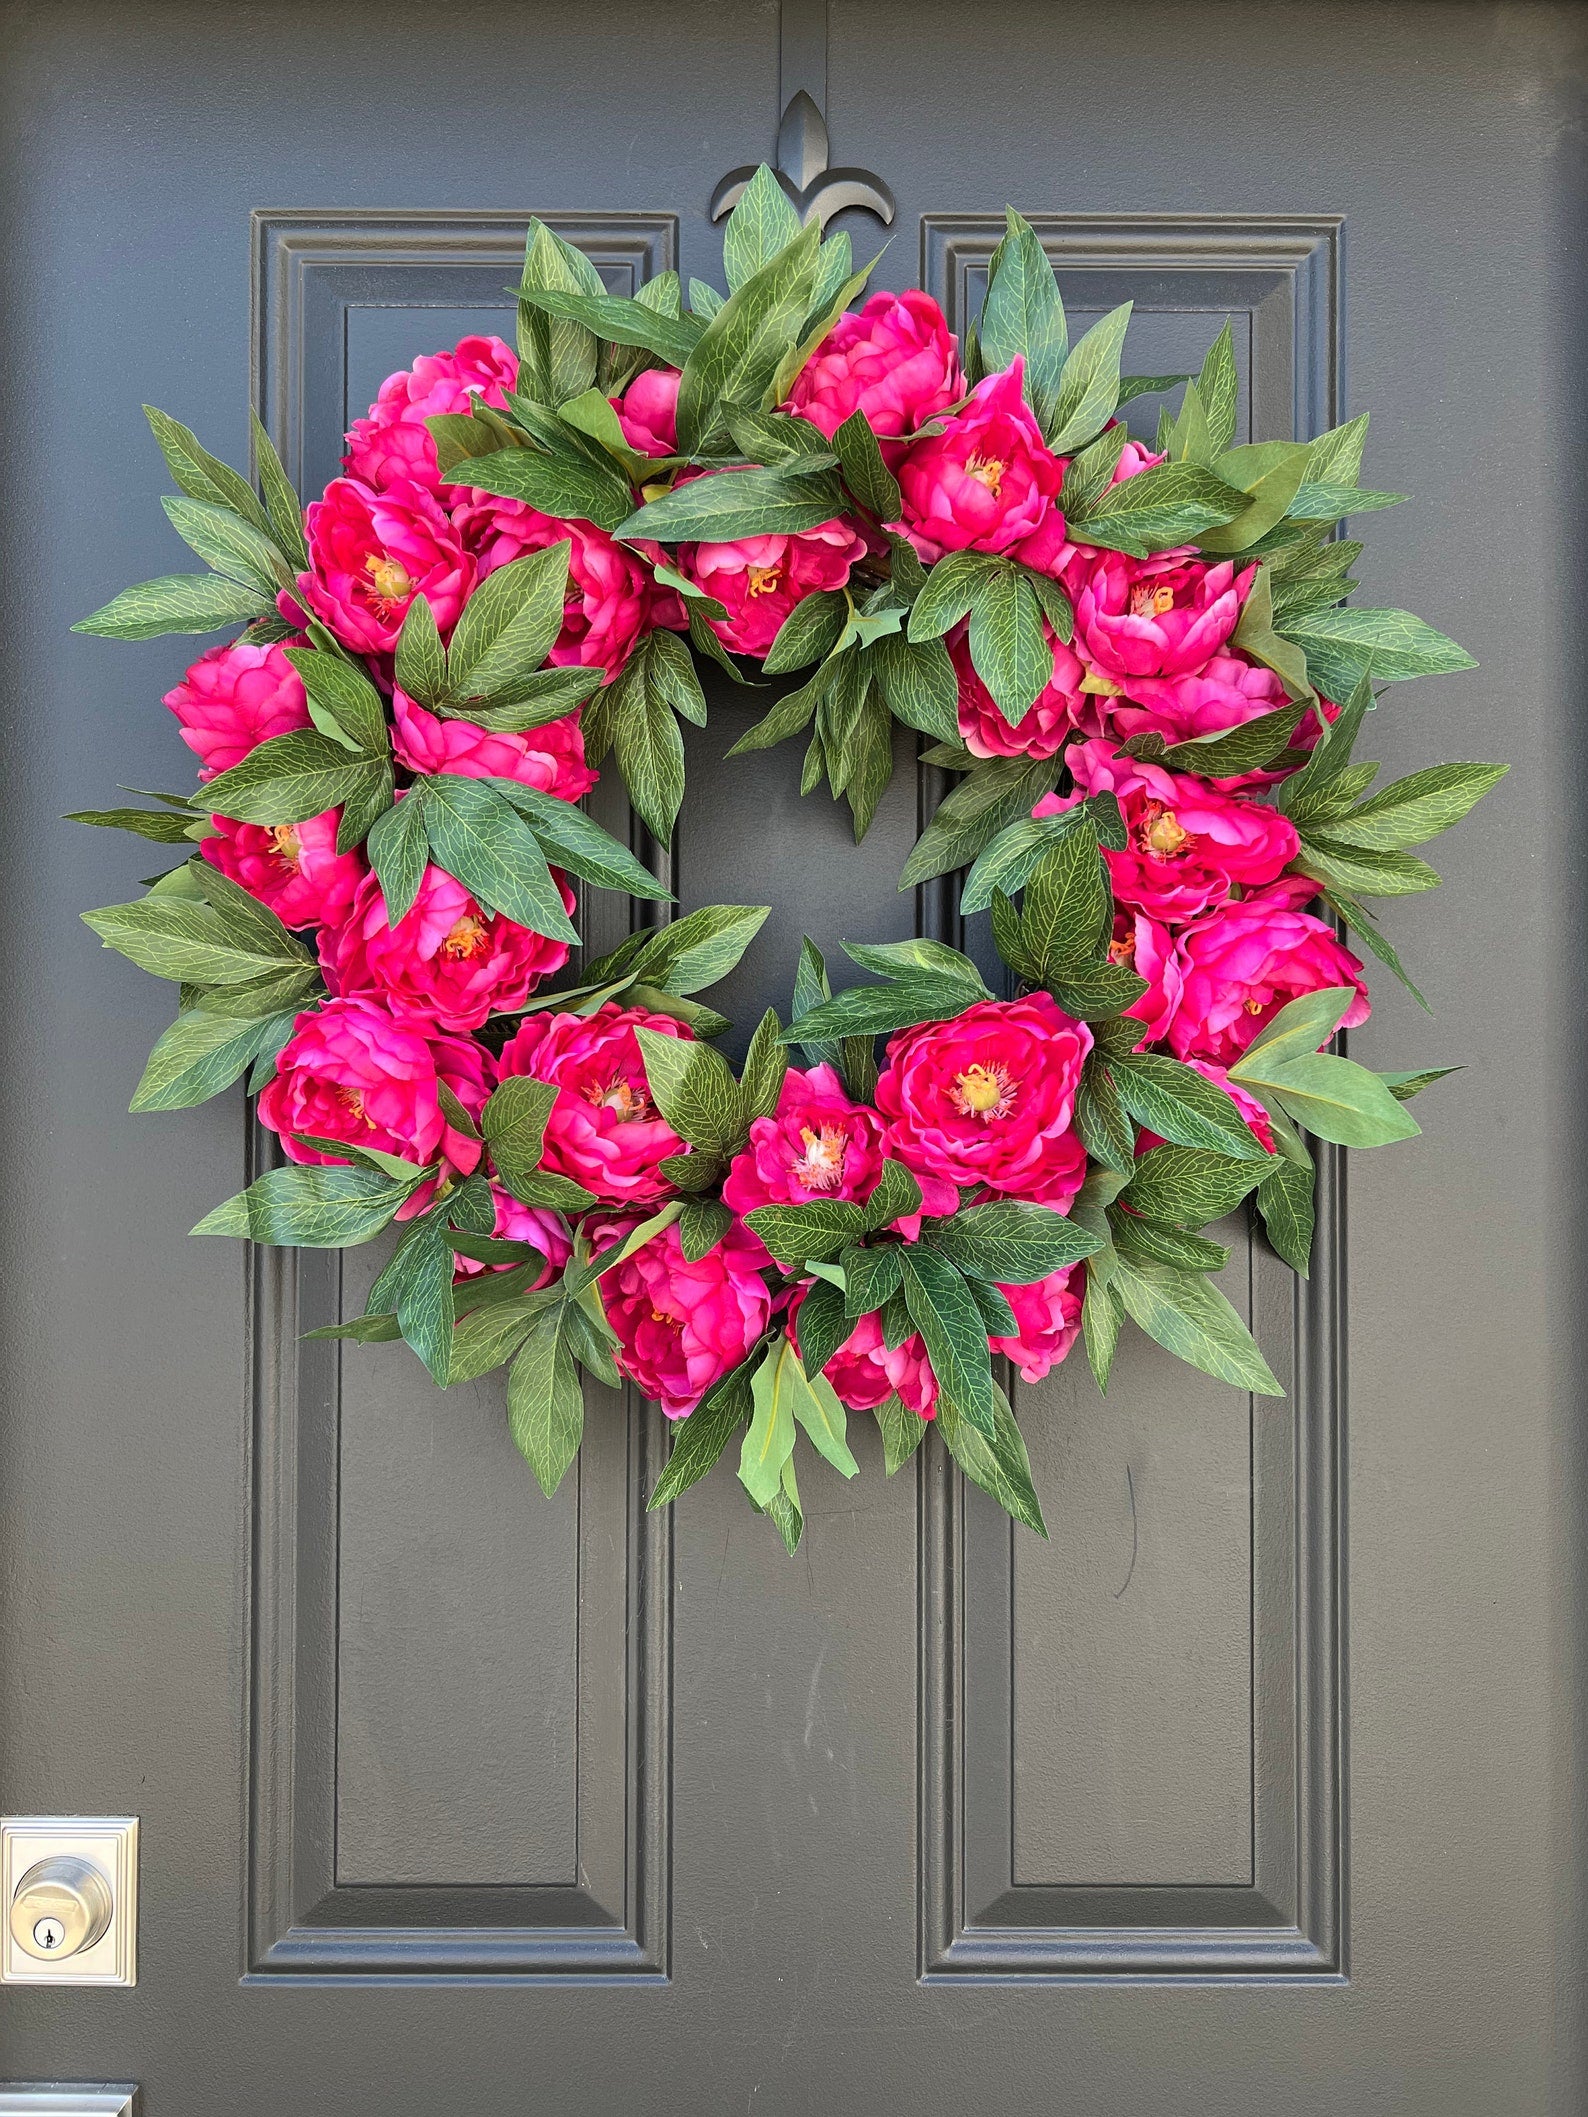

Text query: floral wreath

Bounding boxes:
[74,171,1502,1547]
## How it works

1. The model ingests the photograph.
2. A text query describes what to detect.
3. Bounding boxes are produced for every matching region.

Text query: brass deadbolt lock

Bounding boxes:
[8,1854,114,1961]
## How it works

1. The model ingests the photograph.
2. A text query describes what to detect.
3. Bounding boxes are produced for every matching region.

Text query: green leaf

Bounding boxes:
[938,1388,1047,1537]
[143,405,276,543]
[507,1309,585,1498]
[335,760,395,854]
[1194,323,1240,456]
[1229,564,1315,705]
[762,589,849,675]
[285,647,389,754]
[365,788,430,925]
[768,254,879,408]
[675,220,821,454]
[512,286,701,371]
[740,1334,802,1507]
[1287,481,1405,522]
[129,1007,286,1113]
[482,1075,557,1197]
[393,592,448,707]
[1235,1051,1421,1149]
[842,1243,905,1318]
[868,633,959,741]
[448,445,631,535]
[899,1246,995,1435]
[369,1216,456,1386]
[767,1456,804,1554]
[1110,1258,1284,1395]
[841,935,986,986]
[899,754,1058,890]
[250,411,310,569]
[1323,891,1429,1012]
[833,408,903,519]
[73,572,268,639]
[1256,1157,1315,1274]
[1317,762,1507,850]
[1021,818,1110,978]
[966,563,1050,721]
[1283,606,1477,687]
[783,1340,859,1478]
[1109,1052,1273,1161]
[1305,412,1368,487]
[959,808,1076,915]
[486,779,672,901]
[877,1394,928,1474]
[1196,440,1313,554]
[191,1162,419,1246]
[161,494,290,597]
[675,1196,731,1263]
[201,729,380,827]
[1074,1057,1135,1173]
[648,1359,757,1507]
[66,805,201,843]
[1380,1065,1460,1102]
[1291,837,1441,898]
[1229,985,1358,1072]
[83,896,302,987]
[605,646,686,842]
[603,905,769,999]
[1160,702,1306,778]
[722,405,837,468]
[1046,960,1149,1022]
[634,1027,746,1154]
[1121,1145,1268,1226]
[1082,1271,1125,1393]
[1047,301,1132,453]
[1109,1213,1231,1273]
[906,550,996,643]
[446,541,572,701]
[923,1200,1102,1283]
[1059,422,1130,510]
[516,219,606,404]
[723,164,803,288]
[980,210,1068,438]
[1117,372,1190,406]
[737,1008,789,1123]
[777,973,984,1044]
[619,464,843,544]
[422,775,578,941]
[742,1199,867,1266]
[1067,461,1248,559]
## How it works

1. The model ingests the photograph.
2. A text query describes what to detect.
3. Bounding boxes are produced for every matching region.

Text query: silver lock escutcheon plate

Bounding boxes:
[0,1819,137,1986]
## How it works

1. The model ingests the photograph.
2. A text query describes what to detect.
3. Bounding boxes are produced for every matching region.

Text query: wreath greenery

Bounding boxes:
[72,169,1502,1547]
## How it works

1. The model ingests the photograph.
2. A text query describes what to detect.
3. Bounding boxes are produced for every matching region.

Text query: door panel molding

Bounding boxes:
[917,213,1345,1981]
[243,210,675,1981]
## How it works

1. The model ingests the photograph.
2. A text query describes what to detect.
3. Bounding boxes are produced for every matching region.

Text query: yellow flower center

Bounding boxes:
[266,824,302,867]
[440,912,490,961]
[746,562,784,597]
[334,1085,375,1128]
[1129,582,1176,619]
[365,554,415,603]
[790,1123,848,1191]
[588,1075,649,1122]
[1141,806,1190,858]
[964,450,1006,495]
[1108,933,1136,967]
[950,1060,1016,1121]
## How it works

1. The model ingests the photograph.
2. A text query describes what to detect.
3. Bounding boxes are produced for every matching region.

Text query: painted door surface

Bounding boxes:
[1,3,1583,2111]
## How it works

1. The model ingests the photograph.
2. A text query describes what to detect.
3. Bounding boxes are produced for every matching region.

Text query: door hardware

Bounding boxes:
[0,1820,137,1986]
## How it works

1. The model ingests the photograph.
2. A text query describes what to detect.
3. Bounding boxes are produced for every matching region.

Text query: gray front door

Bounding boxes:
[1,3,1580,2111]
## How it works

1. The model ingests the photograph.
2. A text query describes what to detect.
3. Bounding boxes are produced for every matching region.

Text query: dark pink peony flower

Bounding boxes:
[600,1218,771,1418]
[875,992,1092,1209]
[391,690,597,800]
[449,499,654,676]
[451,1183,571,1288]
[298,477,474,654]
[343,334,517,492]
[809,1306,939,1420]
[890,362,1065,564]
[1044,739,1299,923]
[1074,549,1254,683]
[1111,652,1290,750]
[722,1061,957,1231]
[951,623,1094,759]
[610,366,680,457]
[494,1003,693,1208]
[783,289,964,442]
[1110,907,1185,1049]
[200,808,364,930]
[1110,437,1168,483]
[988,1266,1084,1382]
[1168,881,1370,1067]
[257,996,490,1212]
[679,511,870,659]
[320,863,575,1033]
[165,639,311,780]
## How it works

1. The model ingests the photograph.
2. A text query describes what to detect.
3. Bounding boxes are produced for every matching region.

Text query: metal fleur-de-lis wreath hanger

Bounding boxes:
[710,0,895,232]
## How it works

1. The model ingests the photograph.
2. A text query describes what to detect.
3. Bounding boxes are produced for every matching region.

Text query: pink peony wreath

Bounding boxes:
[72,172,1503,1546]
